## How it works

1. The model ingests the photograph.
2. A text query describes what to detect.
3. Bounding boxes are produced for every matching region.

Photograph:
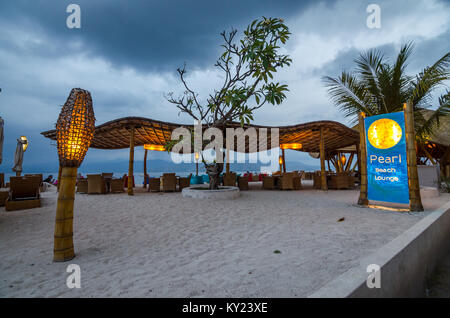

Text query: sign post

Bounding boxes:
[359,105,423,211]
[404,102,424,211]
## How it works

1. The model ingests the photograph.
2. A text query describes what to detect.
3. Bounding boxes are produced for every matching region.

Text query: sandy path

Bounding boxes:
[1,182,447,297]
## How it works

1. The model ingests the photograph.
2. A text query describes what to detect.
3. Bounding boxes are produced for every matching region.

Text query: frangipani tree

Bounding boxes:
[166,17,292,189]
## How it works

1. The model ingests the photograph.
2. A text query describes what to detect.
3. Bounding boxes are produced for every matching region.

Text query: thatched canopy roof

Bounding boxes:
[41,116,359,153]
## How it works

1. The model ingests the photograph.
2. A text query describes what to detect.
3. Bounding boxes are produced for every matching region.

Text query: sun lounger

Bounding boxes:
[162,173,177,192]
[148,177,160,192]
[280,172,294,190]
[25,174,44,192]
[87,174,107,194]
[238,176,249,190]
[0,189,8,206]
[110,178,125,193]
[5,176,41,211]
[76,178,88,193]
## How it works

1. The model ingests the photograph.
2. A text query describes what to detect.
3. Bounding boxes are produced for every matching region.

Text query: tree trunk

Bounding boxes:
[205,163,223,190]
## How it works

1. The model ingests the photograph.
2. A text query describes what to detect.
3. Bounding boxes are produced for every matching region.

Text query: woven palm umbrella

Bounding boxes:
[54,88,95,262]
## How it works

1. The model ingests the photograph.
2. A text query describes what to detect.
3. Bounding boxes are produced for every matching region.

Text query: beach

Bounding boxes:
[1,181,447,297]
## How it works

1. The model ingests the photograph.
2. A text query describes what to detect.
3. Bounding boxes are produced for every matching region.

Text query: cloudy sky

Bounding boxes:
[0,0,449,172]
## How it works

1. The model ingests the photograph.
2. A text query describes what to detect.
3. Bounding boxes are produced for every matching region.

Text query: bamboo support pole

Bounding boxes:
[143,149,148,188]
[404,102,424,212]
[281,148,286,173]
[53,166,77,262]
[319,127,328,190]
[128,126,135,196]
[357,113,368,206]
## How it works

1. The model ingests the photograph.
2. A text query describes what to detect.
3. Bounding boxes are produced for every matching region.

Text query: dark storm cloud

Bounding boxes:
[0,0,448,172]
[0,0,325,71]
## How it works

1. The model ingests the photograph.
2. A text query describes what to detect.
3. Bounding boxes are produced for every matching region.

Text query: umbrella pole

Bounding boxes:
[128,126,135,196]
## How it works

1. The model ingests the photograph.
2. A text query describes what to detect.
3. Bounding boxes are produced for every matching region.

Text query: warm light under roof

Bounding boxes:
[280,143,302,150]
[143,144,165,151]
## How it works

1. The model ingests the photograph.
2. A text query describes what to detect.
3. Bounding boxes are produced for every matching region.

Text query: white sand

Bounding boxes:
[1,181,448,297]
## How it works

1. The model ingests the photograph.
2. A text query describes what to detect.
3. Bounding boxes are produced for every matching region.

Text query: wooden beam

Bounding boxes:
[319,127,328,190]
[345,153,354,172]
[128,126,135,196]
[404,102,423,211]
[357,114,368,206]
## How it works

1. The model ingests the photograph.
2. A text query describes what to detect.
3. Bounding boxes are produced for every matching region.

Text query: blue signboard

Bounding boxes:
[365,111,409,204]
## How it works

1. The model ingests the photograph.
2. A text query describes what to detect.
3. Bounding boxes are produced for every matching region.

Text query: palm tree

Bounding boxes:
[323,43,449,142]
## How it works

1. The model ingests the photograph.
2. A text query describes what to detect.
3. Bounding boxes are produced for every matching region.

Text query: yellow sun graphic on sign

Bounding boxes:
[367,118,402,149]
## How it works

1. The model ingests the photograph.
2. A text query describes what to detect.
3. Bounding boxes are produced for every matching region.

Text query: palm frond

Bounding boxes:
[416,90,450,140]
[354,49,388,113]
[410,51,450,108]
[323,72,372,123]
[390,42,414,108]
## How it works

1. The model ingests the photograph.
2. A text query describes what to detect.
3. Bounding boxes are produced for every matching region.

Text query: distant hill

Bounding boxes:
[15,158,319,174]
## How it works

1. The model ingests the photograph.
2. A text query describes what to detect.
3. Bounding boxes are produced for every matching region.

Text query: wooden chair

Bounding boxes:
[280,173,294,190]
[162,173,177,192]
[223,172,237,186]
[5,176,41,211]
[238,176,249,190]
[101,172,113,179]
[0,173,5,188]
[178,174,192,191]
[262,176,275,190]
[347,174,357,189]
[292,171,302,190]
[313,171,322,189]
[110,178,125,193]
[328,173,350,190]
[148,177,160,192]
[76,178,88,193]
[87,174,107,194]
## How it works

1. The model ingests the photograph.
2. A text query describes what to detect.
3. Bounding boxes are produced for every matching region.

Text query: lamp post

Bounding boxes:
[278,155,283,173]
[54,88,95,262]
[195,152,200,176]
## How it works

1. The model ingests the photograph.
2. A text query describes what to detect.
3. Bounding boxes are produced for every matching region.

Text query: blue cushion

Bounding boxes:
[202,174,210,183]
[190,175,203,184]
